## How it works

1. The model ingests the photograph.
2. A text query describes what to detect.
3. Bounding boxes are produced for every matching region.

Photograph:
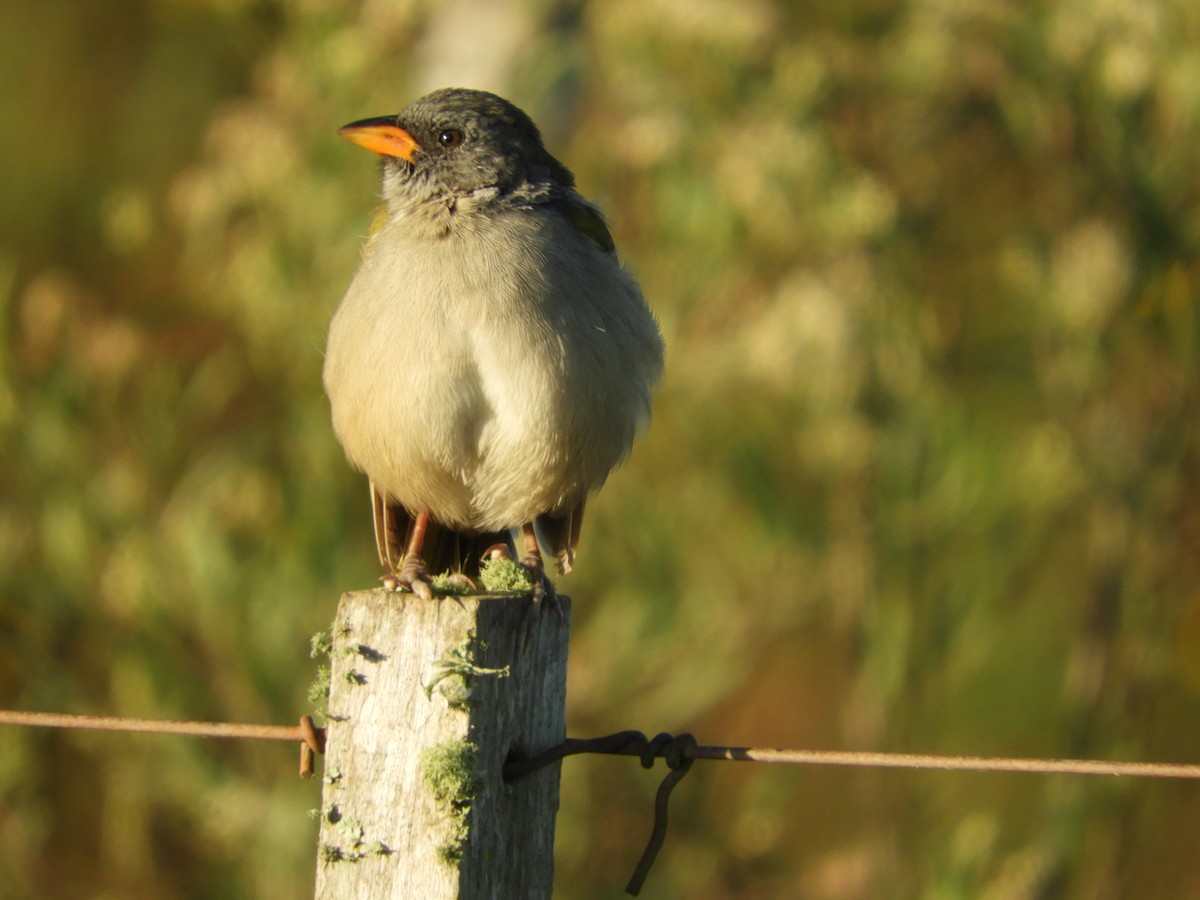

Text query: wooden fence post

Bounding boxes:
[314,589,570,899]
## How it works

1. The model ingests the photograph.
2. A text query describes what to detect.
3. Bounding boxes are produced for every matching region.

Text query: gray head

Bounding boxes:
[339,88,575,205]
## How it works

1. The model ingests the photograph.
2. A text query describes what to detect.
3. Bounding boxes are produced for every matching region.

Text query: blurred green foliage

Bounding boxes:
[2,0,1199,897]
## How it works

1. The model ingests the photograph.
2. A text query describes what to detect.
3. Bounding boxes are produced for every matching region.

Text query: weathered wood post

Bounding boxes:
[314,589,570,899]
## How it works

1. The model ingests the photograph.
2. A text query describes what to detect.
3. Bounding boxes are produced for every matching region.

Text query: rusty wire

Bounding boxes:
[0,709,326,778]
[502,730,1200,781]
[5,707,1200,782]
[500,729,1200,895]
[4,709,1200,896]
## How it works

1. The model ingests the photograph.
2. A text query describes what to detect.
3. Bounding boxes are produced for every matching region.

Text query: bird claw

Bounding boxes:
[381,556,434,600]
[444,572,477,591]
[521,554,564,621]
[482,542,512,561]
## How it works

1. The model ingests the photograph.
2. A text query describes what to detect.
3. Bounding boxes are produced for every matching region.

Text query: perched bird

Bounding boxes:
[324,88,663,601]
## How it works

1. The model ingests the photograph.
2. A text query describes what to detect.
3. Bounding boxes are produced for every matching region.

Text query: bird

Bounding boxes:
[323,88,663,602]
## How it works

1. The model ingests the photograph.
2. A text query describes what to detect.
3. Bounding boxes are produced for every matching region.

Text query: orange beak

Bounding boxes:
[338,116,420,161]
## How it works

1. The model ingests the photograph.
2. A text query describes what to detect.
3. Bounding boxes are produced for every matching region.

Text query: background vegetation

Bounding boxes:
[2,0,1199,897]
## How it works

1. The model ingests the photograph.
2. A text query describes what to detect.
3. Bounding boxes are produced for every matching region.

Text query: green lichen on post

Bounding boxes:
[419,739,482,864]
[308,665,331,707]
[308,627,334,717]
[319,804,391,864]
[425,631,509,711]
[310,628,333,659]
[308,664,332,699]
[310,623,381,710]
[430,571,472,594]
[478,556,534,593]
[321,844,345,864]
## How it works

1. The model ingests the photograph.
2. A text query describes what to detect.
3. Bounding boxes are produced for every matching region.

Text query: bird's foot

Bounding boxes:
[443,572,477,592]
[482,542,512,563]
[381,556,434,600]
[481,539,563,618]
[520,552,563,619]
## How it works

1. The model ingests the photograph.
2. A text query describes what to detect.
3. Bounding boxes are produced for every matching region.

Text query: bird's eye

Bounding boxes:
[437,128,464,148]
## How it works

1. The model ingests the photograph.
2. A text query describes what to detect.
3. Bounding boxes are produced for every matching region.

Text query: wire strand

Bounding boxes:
[0,709,325,777]
[3,708,1199,779]
[677,745,1200,779]
[0,709,306,743]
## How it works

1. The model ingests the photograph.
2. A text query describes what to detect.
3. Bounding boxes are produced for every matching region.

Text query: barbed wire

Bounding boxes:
[4,708,1199,895]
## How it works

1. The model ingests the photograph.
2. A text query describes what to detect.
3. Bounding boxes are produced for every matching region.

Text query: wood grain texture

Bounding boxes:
[315,590,569,900]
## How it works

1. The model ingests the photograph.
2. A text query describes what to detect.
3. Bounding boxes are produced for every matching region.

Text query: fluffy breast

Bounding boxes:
[323,203,663,531]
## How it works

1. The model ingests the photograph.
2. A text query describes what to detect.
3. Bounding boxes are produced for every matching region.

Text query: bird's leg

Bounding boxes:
[384,508,434,600]
[519,522,557,609]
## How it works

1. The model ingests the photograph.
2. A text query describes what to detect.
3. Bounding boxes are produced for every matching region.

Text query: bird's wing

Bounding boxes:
[548,198,615,254]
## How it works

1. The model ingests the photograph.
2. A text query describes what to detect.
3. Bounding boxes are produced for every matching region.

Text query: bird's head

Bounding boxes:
[339,88,575,208]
